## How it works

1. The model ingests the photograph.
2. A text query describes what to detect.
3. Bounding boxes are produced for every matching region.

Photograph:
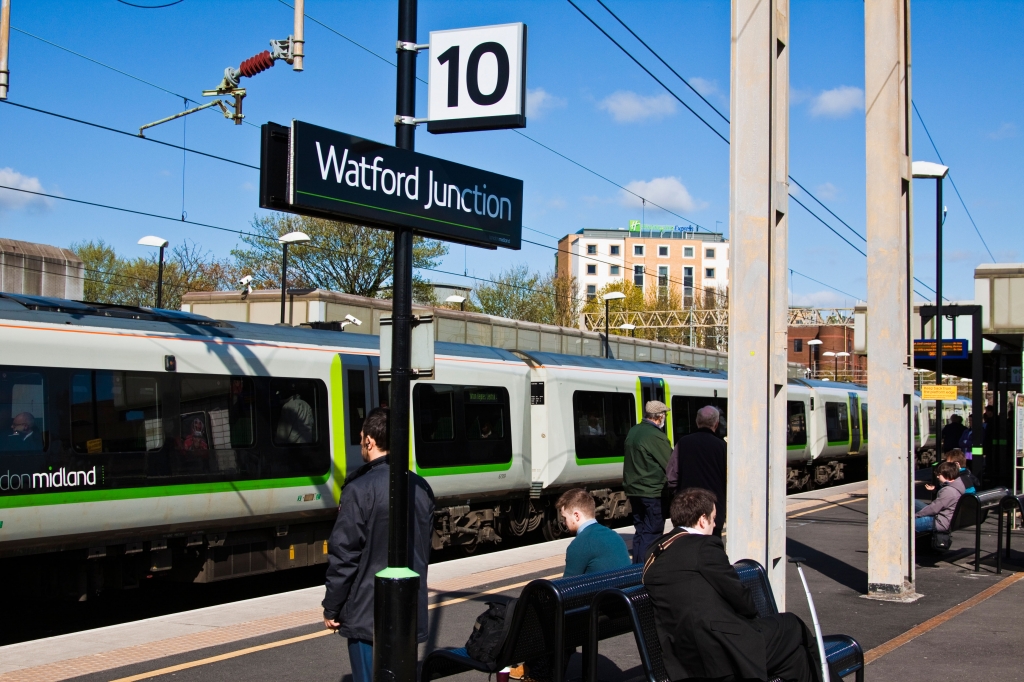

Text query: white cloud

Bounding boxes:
[809,86,864,118]
[0,168,52,212]
[814,182,840,201]
[620,176,704,213]
[526,88,566,119]
[598,91,676,123]
[791,289,858,307]
[689,77,719,98]
[987,122,1017,140]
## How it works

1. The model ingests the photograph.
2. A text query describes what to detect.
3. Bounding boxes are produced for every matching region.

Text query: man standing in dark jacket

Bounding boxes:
[667,405,727,536]
[623,400,672,563]
[322,407,435,682]
[644,488,821,682]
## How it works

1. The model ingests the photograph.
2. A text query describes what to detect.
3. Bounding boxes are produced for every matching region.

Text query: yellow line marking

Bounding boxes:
[787,496,864,519]
[109,573,562,682]
[865,570,1024,664]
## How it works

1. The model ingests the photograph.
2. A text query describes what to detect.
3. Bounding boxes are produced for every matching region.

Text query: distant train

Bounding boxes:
[0,293,964,597]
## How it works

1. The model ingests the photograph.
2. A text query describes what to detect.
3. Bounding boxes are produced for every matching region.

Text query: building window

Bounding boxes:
[683,266,693,300]
[610,245,620,256]
[705,268,715,279]
[610,265,620,276]
[586,264,597,275]
[794,339,803,353]
[586,285,596,300]
[633,265,644,288]
[634,245,644,256]
[706,248,715,258]
[658,245,669,257]
[658,265,669,287]
[586,244,597,255]
[684,246,694,258]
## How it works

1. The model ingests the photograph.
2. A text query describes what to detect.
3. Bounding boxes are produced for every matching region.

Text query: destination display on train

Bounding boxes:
[267,121,523,250]
[913,339,968,360]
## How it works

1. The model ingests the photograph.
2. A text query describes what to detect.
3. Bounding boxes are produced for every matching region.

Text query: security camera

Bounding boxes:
[239,275,253,286]
[344,314,363,326]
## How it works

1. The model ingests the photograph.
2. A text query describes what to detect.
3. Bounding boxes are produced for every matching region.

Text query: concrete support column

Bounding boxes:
[865,0,919,600]
[727,0,789,603]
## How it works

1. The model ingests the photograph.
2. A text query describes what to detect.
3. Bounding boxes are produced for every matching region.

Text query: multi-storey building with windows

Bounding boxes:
[556,223,729,302]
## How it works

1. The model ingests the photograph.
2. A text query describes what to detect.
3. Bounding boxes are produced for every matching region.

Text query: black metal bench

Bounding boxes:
[420,564,642,682]
[916,487,1009,571]
[586,559,864,682]
[996,493,1024,574]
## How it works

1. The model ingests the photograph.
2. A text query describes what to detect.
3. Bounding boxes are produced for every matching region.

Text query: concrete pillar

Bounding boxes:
[727,0,789,603]
[864,0,919,601]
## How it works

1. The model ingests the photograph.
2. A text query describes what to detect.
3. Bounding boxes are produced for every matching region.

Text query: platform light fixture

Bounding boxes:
[807,339,823,376]
[278,231,311,325]
[602,291,627,358]
[619,322,636,338]
[445,294,466,312]
[138,236,169,309]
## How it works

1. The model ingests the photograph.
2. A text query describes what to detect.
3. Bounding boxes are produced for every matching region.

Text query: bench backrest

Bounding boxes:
[950,487,1010,531]
[497,564,643,665]
[732,559,779,618]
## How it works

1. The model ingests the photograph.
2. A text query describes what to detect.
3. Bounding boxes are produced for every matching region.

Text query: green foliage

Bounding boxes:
[71,239,233,309]
[472,265,581,326]
[232,214,448,303]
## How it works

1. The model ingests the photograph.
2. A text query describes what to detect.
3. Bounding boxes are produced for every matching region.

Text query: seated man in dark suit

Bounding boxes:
[644,488,821,682]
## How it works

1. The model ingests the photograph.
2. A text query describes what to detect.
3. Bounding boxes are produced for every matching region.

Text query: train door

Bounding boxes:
[339,354,375,478]
[638,376,667,436]
[848,392,861,454]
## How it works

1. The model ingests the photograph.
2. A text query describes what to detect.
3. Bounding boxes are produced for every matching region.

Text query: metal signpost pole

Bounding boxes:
[156,244,165,309]
[279,242,289,324]
[375,0,419,680]
[935,176,944,444]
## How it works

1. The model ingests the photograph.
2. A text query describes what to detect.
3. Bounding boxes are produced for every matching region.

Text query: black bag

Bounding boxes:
[465,599,517,667]
[932,531,952,551]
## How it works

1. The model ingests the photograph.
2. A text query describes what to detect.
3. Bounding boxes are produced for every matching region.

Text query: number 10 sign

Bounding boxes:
[427,23,527,134]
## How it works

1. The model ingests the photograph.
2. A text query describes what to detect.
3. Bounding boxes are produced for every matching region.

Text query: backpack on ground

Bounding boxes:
[465,599,518,667]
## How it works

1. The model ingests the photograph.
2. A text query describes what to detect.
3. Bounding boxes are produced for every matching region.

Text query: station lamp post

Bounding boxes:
[807,339,823,376]
[823,351,837,380]
[445,294,466,311]
[138,236,169,309]
[912,161,951,428]
[278,231,311,325]
[602,291,626,358]
[619,322,636,338]
[837,351,850,381]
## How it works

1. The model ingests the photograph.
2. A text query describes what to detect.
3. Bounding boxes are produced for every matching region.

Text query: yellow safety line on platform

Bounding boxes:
[864,570,1024,665]
[787,495,864,519]
[108,573,562,682]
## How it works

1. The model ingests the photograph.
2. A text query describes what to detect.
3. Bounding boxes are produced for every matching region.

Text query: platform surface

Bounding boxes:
[1,479,1022,682]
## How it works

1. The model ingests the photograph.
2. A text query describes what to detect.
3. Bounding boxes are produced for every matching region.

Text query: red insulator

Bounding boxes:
[239,51,275,78]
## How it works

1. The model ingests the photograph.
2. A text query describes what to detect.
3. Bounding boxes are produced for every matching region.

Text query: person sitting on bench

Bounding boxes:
[557,488,632,577]
[916,461,965,532]
[644,488,822,682]
[944,449,980,494]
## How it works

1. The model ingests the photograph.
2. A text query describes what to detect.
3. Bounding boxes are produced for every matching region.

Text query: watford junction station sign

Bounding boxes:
[260,120,523,250]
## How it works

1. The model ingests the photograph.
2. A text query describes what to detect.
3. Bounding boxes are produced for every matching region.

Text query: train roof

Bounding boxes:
[514,350,727,379]
[0,293,525,363]
[789,378,866,390]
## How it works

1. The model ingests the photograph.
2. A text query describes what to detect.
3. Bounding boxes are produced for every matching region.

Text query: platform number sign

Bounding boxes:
[427,23,527,134]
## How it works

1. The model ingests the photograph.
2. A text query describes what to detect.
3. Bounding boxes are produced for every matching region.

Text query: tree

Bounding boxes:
[71,239,233,309]
[232,214,448,303]
[472,266,582,326]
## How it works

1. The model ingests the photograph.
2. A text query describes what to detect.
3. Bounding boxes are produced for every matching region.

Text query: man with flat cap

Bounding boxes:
[623,400,672,563]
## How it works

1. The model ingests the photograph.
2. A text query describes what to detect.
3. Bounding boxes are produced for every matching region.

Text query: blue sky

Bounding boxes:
[0,0,1020,308]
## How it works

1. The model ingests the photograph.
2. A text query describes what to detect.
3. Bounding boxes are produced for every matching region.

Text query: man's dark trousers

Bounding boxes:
[629,496,663,563]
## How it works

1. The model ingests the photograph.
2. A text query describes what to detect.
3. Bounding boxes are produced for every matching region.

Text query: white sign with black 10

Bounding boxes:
[427,23,527,134]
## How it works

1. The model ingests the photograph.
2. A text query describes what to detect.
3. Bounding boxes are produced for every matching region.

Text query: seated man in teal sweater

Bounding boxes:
[558,488,632,577]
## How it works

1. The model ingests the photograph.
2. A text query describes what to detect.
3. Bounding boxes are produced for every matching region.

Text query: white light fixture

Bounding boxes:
[618,323,636,330]
[602,291,626,301]
[445,294,467,311]
[279,231,312,244]
[911,161,949,179]
[822,351,836,357]
[138,235,169,248]
[807,339,823,345]
[836,351,850,357]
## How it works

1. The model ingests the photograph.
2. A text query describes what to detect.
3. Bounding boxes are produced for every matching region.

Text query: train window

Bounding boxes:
[71,370,162,454]
[270,378,320,446]
[179,376,255,450]
[825,401,850,443]
[347,370,367,445]
[671,396,727,442]
[787,401,807,446]
[415,385,456,442]
[861,403,868,440]
[0,370,47,455]
[572,391,636,460]
[413,384,512,469]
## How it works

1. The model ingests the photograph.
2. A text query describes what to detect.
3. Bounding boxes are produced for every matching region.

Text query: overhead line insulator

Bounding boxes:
[239,50,275,79]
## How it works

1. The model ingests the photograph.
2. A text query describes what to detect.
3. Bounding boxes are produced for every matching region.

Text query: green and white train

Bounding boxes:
[0,293,962,597]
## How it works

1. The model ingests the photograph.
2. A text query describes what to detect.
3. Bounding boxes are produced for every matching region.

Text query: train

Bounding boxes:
[0,293,968,598]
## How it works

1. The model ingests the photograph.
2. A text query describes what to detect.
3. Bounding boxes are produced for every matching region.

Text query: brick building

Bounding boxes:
[788,324,865,380]
[556,222,729,302]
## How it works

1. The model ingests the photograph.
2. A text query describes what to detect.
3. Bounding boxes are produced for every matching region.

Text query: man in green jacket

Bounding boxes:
[623,400,672,563]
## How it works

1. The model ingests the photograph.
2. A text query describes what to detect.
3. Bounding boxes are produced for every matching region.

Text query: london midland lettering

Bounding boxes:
[0,466,98,492]
[315,142,514,220]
